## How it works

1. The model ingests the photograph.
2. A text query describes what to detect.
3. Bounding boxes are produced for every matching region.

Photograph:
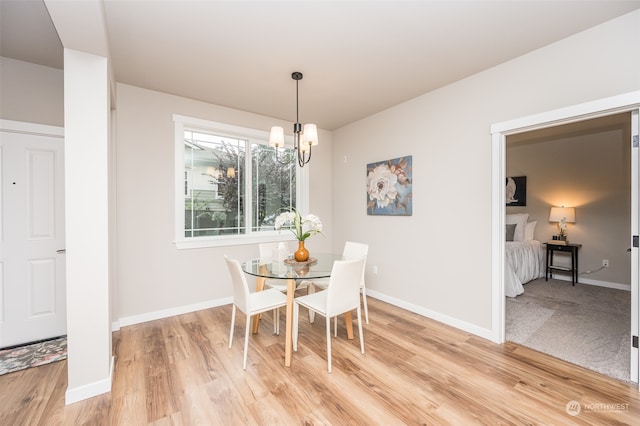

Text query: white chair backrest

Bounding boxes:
[224,255,250,313]
[343,241,368,285]
[326,257,366,317]
[259,242,288,261]
[259,242,277,258]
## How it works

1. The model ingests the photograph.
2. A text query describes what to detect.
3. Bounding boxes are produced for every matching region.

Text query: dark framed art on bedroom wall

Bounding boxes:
[506,176,526,206]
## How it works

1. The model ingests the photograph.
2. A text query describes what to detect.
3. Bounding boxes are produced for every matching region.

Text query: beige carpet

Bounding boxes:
[506,278,631,383]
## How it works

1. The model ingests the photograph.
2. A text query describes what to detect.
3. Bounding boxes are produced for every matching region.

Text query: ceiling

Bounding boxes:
[1,0,639,131]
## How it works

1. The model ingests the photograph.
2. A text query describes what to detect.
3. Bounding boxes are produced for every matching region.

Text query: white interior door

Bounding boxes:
[0,121,66,348]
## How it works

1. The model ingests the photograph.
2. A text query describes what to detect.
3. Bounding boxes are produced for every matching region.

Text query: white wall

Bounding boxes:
[0,57,63,126]
[63,49,112,403]
[115,84,333,323]
[331,10,640,333]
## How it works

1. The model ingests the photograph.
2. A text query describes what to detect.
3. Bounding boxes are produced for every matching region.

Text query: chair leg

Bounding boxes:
[362,287,369,324]
[307,285,315,323]
[293,303,299,352]
[326,316,332,373]
[334,316,337,337]
[357,306,365,354]
[275,308,280,335]
[273,308,278,335]
[229,305,236,348]
[243,313,251,370]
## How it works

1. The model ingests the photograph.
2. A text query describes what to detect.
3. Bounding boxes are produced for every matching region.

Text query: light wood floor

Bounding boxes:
[1,297,639,425]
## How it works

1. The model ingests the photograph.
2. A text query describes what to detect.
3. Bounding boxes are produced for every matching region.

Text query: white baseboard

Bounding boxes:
[118,297,233,328]
[117,290,494,343]
[550,274,631,291]
[366,289,494,341]
[65,355,115,405]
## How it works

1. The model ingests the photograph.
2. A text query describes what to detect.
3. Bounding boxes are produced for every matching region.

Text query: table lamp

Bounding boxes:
[549,206,575,241]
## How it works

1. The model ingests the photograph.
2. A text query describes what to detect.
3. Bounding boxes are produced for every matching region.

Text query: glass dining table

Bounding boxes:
[242,253,354,367]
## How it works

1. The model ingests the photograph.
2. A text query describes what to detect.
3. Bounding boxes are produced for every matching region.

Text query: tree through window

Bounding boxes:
[175,115,301,247]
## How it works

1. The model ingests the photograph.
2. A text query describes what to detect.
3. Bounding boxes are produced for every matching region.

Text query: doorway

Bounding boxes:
[490,91,640,386]
[504,113,631,381]
[0,120,66,348]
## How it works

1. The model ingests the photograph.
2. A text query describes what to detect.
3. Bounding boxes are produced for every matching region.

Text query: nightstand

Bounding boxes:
[545,242,582,285]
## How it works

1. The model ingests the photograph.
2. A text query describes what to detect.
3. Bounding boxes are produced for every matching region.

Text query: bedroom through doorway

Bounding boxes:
[491,92,640,386]
[504,113,633,382]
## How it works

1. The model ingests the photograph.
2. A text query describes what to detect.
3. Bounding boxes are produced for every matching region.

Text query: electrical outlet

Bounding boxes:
[602,259,609,267]
[372,265,378,275]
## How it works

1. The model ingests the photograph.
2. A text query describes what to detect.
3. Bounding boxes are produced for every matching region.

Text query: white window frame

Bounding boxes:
[173,114,309,249]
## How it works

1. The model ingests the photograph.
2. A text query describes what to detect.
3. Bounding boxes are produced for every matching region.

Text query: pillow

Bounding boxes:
[524,221,537,241]
[505,213,529,242]
[505,224,516,242]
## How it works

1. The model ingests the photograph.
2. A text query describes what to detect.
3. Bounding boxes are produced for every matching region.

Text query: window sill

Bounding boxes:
[174,234,295,250]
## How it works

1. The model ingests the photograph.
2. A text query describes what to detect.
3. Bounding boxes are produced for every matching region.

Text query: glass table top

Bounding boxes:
[241,253,344,280]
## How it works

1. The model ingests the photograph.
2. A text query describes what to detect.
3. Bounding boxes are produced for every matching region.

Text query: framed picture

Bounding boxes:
[506,176,526,206]
[367,155,412,216]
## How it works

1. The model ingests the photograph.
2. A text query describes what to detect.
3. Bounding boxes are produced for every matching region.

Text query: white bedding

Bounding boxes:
[505,240,545,297]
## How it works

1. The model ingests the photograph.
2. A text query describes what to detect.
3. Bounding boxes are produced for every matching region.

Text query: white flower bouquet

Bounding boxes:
[274,208,323,241]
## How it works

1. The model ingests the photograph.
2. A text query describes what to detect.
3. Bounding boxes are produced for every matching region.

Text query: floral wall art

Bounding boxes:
[366,155,412,216]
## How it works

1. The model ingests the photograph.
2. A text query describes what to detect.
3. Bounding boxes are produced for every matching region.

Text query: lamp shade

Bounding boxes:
[301,123,319,146]
[269,126,285,147]
[549,206,576,223]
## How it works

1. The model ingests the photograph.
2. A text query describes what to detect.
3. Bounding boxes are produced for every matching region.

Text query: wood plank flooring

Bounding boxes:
[1,296,639,425]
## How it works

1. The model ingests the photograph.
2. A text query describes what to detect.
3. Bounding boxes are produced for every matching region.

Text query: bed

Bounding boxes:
[505,213,546,297]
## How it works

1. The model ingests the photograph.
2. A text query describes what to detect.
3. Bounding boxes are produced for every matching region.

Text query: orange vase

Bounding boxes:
[294,240,309,262]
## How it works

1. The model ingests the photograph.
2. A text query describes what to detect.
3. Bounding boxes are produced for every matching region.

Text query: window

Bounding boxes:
[174,115,307,248]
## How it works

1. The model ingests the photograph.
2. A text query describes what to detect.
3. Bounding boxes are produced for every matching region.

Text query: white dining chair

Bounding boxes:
[293,257,366,373]
[225,255,288,370]
[300,241,369,324]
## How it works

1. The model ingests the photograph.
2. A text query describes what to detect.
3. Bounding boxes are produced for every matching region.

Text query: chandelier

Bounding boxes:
[269,72,319,167]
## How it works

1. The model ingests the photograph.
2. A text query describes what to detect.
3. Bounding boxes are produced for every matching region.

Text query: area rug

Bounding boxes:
[506,279,630,383]
[0,336,67,376]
